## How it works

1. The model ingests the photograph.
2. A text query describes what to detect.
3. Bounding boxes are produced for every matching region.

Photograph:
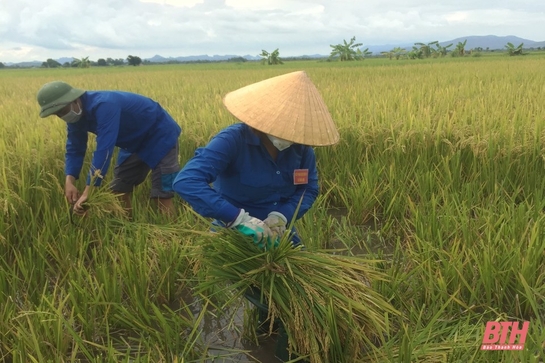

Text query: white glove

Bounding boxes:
[263,211,287,238]
[229,209,275,243]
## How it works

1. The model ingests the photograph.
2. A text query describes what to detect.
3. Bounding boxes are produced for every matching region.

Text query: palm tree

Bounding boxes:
[329,36,364,61]
[72,56,90,68]
[356,47,372,60]
[414,41,438,58]
[505,42,525,56]
[393,47,406,60]
[260,49,283,65]
[455,40,467,56]
[434,43,453,57]
[381,50,394,60]
[383,48,406,60]
[407,46,423,59]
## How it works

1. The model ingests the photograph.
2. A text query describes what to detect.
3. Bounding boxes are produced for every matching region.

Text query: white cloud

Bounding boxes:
[0,0,544,63]
[140,0,203,7]
[445,11,470,23]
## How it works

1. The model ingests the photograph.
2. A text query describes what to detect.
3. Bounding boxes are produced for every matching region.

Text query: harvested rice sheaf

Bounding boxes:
[72,176,128,222]
[196,229,400,363]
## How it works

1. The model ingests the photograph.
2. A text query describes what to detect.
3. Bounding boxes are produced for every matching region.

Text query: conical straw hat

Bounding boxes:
[223,71,339,146]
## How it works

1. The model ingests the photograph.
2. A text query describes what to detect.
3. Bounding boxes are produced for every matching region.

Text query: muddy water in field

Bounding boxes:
[182,294,281,363]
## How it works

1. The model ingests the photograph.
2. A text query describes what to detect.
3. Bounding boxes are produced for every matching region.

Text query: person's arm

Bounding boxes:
[274,146,319,223]
[64,125,87,203]
[173,131,241,224]
[65,125,88,179]
[86,104,120,186]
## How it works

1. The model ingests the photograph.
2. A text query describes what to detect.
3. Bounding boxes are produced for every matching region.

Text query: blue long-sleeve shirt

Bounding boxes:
[65,91,181,185]
[173,123,319,224]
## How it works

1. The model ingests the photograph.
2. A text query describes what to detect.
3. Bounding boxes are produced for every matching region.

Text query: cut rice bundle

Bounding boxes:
[195,229,399,363]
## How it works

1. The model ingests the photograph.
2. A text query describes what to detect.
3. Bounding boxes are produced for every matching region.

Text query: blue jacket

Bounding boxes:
[65,91,181,185]
[173,123,319,224]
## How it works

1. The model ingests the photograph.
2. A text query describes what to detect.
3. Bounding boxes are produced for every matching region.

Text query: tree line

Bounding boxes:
[1,38,540,69]
[380,40,531,60]
[39,55,143,68]
[258,37,534,65]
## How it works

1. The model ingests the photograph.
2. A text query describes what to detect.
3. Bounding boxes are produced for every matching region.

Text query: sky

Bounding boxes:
[1,0,544,63]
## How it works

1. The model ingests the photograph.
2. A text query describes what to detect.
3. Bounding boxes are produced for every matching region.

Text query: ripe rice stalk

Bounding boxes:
[70,173,128,224]
[195,228,399,363]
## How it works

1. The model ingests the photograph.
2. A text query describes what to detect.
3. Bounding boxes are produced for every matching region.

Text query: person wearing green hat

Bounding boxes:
[36,81,182,216]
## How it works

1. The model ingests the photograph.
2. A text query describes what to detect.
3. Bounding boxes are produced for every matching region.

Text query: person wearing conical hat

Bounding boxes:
[173,71,339,246]
[36,81,182,216]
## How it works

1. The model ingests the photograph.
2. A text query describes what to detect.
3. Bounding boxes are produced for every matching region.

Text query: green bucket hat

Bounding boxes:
[37,81,86,118]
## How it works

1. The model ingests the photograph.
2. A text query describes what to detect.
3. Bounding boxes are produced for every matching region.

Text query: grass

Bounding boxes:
[1,53,545,362]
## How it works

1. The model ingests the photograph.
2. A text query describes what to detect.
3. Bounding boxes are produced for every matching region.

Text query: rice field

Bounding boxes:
[1,53,545,362]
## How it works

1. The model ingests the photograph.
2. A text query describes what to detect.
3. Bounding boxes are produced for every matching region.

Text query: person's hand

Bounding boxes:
[230,209,275,243]
[263,211,287,238]
[65,176,80,204]
[73,186,90,215]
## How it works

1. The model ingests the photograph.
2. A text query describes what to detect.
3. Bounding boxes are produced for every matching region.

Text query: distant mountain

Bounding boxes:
[4,60,42,67]
[146,54,261,62]
[285,54,326,59]
[438,35,545,50]
[143,53,326,63]
[364,43,415,54]
[5,57,75,67]
[363,35,545,54]
[56,57,75,64]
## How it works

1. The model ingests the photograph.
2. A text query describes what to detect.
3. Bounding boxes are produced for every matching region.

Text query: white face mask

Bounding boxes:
[267,134,293,151]
[61,103,82,124]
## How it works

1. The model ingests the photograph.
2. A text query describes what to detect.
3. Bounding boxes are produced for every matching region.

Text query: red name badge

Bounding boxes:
[293,169,309,185]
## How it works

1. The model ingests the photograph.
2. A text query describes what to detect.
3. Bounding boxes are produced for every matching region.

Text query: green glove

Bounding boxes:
[230,209,278,249]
